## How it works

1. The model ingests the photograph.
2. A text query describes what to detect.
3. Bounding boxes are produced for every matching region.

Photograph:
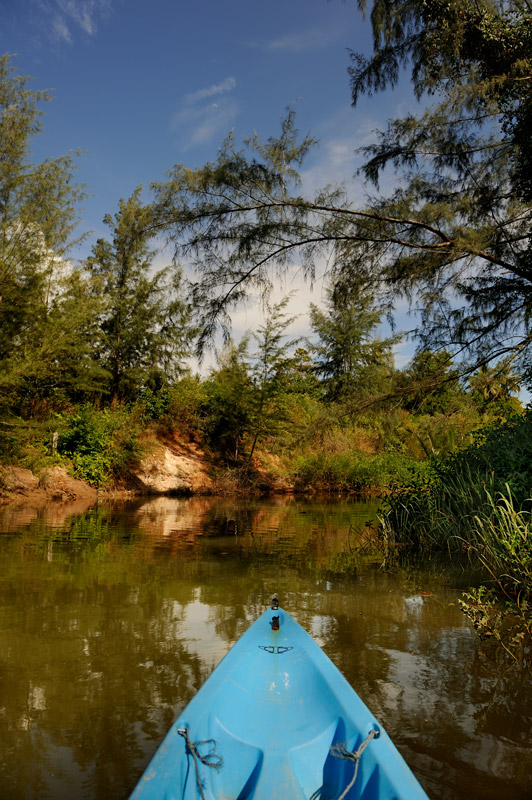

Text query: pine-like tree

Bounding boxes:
[309,288,397,402]
[151,1,532,383]
[247,295,300,463]
[203,339,253,460]
[0,54,92,415]
[87,188,194,402]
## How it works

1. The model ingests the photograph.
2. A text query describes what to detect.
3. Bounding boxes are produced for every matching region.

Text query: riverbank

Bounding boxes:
[0,450,404,508]
[0,465,99,507]
[0,435,296,508]
[1,421,406,507]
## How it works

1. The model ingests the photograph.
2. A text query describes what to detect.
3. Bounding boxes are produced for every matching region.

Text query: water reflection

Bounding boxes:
[0,496,531,799]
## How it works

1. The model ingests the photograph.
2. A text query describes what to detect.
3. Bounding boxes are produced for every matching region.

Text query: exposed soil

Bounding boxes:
[0,465,98,512]
[0,434,293,510]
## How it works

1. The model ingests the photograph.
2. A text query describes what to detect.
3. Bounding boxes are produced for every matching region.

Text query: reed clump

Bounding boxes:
[471,490,532,600]
[379,412,532,662]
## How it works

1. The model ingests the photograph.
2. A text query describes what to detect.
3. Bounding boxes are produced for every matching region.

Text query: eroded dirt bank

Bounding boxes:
[0,466,98,507]
[0,433,293,510]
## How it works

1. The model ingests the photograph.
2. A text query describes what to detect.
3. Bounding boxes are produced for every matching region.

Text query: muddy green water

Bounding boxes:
[0,496,531,800]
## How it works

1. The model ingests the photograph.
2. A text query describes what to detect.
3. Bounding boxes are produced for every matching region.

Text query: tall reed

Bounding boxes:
[380,413,532,659]
[470,488,532,601]
[380,466,498,551]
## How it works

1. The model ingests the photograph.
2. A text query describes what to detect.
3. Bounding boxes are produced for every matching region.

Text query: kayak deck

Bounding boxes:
[131,605,430,799]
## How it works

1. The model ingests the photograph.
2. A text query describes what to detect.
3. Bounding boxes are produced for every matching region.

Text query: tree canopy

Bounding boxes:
[86,188,194,402]
[309,287,397,401]
[151,0,532,385]
[0,55,195,419]
[0,53,94,415]
[348,0,532,375]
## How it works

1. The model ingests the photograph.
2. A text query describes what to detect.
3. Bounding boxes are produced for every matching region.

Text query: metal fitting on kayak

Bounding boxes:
[271,596,279,610]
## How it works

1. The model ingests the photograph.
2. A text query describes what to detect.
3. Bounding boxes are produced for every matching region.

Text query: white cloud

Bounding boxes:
[172,77,238,150]
[172,97,239,149]
[266,26,341,53]
[297,108,363,197]
[52,16,72,43]
[43,0,112,43]
[185,77,237,105]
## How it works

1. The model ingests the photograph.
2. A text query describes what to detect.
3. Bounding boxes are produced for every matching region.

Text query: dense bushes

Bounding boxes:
[380,411,532,660]
[382,412,532,550]
[57,405,143,485]
[2,371,524,493]
[292,450,429,492]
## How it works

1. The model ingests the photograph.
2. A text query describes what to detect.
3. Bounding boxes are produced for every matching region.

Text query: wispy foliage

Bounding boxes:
[0,54,94,414]
[151,1,532,384]
[86,188,195,402]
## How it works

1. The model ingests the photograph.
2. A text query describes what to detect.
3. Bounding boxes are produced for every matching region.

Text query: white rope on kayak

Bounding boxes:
[177,727,223,800]
[330,728,379,800]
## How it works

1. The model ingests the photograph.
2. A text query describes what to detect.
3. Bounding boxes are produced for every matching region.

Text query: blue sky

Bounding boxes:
[1,0,419,363]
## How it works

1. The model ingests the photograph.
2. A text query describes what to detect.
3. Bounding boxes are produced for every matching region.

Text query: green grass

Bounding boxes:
[291,450,430,493]
[58,405,144,486]
[378,412,532,661]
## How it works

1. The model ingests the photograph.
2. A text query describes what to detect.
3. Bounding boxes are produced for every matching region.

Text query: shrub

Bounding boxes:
[164,377,207,436]
[58,405,142,485]
[292,450,429,493]
[381,410,532,551]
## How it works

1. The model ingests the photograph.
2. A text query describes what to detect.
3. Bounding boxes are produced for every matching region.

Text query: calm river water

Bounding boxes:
[0,496,531,800]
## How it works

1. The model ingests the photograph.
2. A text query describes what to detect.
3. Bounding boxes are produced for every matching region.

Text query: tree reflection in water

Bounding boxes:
[0,496,531,799]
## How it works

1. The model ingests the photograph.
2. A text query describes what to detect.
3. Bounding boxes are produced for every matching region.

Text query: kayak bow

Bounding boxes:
[130,599,430,800]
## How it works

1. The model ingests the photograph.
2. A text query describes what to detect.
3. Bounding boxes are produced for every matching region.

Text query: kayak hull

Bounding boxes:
[130,606,430,799]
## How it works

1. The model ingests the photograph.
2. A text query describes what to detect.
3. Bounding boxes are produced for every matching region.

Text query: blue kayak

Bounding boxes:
[130,601,430,800]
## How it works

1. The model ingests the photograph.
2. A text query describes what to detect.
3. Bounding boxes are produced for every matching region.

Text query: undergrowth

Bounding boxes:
[291,451,430,493]
[57,405,144,485]
[379,411,532,665]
